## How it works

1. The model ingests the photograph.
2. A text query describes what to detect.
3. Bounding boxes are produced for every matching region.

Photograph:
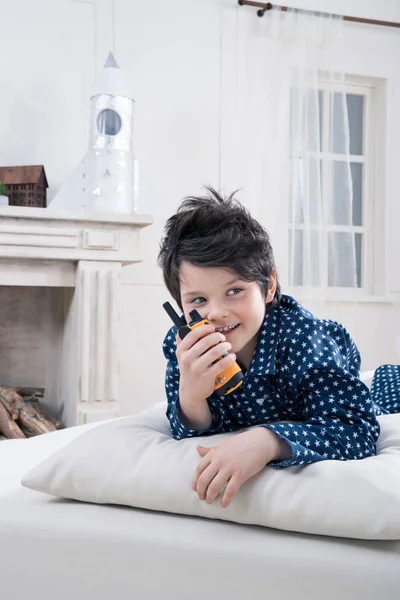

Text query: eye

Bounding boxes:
[190,296,206,305]
[227,288,243,296]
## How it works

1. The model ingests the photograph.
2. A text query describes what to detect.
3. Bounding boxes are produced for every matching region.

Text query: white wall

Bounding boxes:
[0,0,399,415]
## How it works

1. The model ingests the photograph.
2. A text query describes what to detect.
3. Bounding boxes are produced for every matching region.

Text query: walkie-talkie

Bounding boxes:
[163,301,244,396]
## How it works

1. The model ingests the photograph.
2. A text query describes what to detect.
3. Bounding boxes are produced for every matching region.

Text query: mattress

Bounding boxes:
[1,423,400,600]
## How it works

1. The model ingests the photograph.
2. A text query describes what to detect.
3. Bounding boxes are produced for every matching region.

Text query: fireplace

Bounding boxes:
[0,205,152,427]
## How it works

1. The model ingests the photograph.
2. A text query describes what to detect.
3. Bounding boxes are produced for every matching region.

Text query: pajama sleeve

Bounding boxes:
[262,328,380,467]
[163,328,225,440]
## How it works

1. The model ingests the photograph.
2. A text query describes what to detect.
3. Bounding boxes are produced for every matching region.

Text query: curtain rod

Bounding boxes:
[238,1,400,29]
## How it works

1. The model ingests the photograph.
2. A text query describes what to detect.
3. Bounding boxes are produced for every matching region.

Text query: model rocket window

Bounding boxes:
[97,109,122,136]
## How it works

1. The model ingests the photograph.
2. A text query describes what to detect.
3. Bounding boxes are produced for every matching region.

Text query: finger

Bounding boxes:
[177,335,226,371]
[195,341,233,369]
[208,352,237,379]
[205,471,231,504]
[184,338,230,371]
[177,325,217,352]
[196,445,211,457]
[193,451,212,487]
[221,475,243,508]
[196,463,220,501]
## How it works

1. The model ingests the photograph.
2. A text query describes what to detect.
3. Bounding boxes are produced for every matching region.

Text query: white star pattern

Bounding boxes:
[162,295,397,467]
[370,365,400,413]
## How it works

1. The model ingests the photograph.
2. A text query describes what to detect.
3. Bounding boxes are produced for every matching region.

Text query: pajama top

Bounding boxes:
[162,294,400,467]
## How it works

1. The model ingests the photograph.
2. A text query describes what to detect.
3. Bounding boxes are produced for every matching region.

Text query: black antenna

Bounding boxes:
[163,302,185,328]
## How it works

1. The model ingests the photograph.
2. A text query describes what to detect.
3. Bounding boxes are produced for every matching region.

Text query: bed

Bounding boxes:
[1,412,400,600]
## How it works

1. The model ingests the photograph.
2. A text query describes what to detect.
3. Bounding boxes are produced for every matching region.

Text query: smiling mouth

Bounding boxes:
[214,324,240,334]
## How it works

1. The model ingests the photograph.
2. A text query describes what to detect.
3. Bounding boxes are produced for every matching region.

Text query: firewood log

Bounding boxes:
[0,387,58,436]
[14,387,44,399]
[18,402,58,436]
[0,388,22,416]
[0,400,26,439]
[20,426,36,438]
[32,402,61,430]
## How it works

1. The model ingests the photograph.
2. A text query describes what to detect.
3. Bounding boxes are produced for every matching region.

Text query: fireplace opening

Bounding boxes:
[0,286,66,432]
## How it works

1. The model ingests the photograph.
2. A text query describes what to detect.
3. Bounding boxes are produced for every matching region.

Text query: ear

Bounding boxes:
[266,269,277,304]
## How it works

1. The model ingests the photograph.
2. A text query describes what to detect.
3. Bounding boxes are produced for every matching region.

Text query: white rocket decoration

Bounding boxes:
[50,52,138,213]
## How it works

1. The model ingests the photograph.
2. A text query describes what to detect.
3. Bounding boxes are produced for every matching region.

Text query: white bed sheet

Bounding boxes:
[1,423,400,600]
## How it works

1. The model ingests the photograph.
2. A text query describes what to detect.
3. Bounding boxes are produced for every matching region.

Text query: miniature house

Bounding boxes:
[0,165,48,207]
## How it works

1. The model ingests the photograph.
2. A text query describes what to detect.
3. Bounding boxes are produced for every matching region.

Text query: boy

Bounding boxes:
[158,187,400,508]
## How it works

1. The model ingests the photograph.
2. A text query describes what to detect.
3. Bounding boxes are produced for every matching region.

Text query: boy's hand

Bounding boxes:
[176,324,236,401]
[175,325,236,429]
[193,428,291,507]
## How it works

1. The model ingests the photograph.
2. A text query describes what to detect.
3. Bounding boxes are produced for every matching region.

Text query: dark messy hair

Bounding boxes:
[157,186,281,311]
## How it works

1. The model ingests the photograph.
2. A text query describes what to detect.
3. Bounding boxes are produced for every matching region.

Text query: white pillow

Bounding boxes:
[22,403,400,540]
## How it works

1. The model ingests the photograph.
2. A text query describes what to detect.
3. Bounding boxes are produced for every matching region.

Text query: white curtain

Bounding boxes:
[235,7,358,300]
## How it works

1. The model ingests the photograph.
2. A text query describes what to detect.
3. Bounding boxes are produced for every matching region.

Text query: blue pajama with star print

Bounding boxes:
[162,295,400,467]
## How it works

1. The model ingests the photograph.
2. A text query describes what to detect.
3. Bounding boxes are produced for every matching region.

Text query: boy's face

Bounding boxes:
[179,262,276,370]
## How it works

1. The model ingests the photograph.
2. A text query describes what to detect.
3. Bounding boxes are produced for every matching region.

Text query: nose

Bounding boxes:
[206,302,230,324]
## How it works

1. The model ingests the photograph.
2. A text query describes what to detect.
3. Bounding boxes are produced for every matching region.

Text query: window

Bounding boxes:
[288,76,380,298]
[97,109,122,136]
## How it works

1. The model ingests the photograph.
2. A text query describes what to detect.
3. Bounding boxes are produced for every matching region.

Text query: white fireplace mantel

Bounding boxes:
[0,205,152,426]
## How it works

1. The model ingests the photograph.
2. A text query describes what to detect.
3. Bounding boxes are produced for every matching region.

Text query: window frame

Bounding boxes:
[287,74,384,302]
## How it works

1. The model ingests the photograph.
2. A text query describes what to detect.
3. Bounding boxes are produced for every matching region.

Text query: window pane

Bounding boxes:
[328,232,362,287]
[289,158,322,225]
[289,229,303,286]
[330,92,347,155]
[355,233,362,287]
[350,162,363,226]
[318,89,323,151]
[330,92,364,156]
[347,94,364,155]
[289,229,324,287]
[329,160,363,226]
[290,87,322,154]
